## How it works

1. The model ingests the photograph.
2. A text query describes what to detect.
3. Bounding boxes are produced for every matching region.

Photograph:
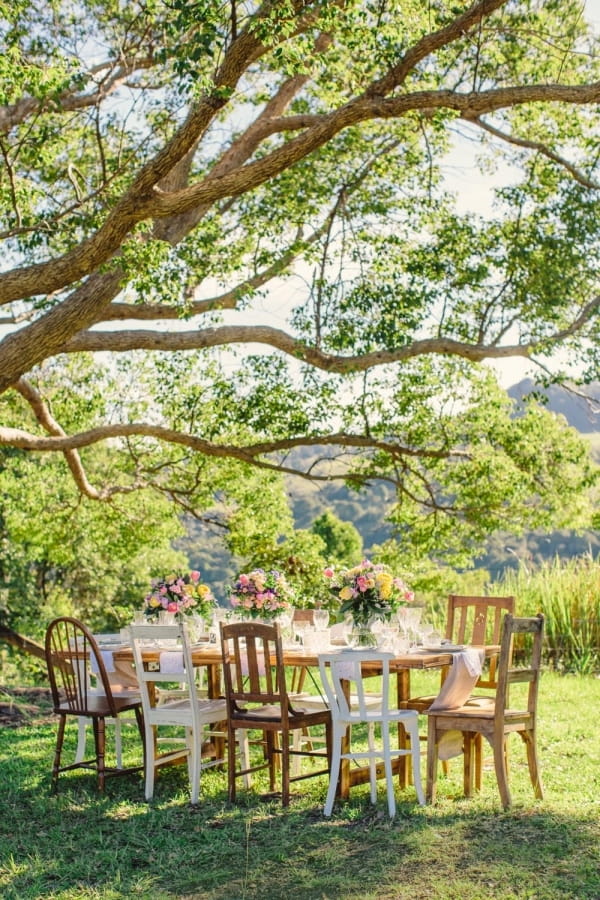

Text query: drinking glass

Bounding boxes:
[313,608,330,631]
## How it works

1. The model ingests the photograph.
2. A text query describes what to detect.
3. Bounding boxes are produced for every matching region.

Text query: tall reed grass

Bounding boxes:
[489,555,600,675]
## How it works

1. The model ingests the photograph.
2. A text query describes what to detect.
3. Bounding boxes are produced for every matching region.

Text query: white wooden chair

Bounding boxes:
[130,621,237,803]
[318,649,425,817]
[74,634,139,769]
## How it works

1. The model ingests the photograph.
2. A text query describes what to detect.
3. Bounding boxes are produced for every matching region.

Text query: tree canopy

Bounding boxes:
[1,0,599,563]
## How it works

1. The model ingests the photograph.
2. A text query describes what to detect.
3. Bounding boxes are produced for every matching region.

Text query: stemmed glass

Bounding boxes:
[292,619,311,646]
[313,608,330,631]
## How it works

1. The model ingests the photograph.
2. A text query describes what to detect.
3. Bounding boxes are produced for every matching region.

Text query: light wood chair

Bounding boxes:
[318,649,425,817]
[220,620,332,807]
[45,617,145,792]
[400,594,515,786]
[426,613,545,808]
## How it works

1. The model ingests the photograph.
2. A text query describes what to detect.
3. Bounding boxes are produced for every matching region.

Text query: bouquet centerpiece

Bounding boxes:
[324,559,414,627]
[143,571,217,620]
[229,568,294,620]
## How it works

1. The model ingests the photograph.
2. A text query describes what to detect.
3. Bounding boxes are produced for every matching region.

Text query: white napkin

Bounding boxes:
[159,651,184,674]
[429,648,484,760]
[336,659,358,681]
[90,650,115,674]
[429,648,484,711]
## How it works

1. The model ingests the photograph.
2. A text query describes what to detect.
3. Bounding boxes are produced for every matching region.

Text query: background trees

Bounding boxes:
[1,0,599,631]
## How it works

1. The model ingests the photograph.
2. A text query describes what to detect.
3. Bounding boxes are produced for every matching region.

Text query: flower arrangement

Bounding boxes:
[229,568,295,619]
[143,571,217,620]
[324,559,414,626]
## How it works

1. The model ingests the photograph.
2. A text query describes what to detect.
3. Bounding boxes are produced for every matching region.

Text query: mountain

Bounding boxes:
[507,378,600,433]
[179,378,599,593]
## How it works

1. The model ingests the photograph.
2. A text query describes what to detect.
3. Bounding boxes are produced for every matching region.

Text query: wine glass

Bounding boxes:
[292,619,311,646]
[313,608,330,631]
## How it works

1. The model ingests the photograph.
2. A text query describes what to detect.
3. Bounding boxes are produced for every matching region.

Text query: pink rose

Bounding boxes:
[190,570,200,581]
[323,567,334,578]
[239,574,250,586]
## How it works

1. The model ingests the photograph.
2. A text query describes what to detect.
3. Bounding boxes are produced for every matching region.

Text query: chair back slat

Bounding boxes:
[129,622,203,729]
[495,613,545,720]
[319,651,391,723]
[447,594,515,690]
[220,621,286,713]
[45,617,117,716]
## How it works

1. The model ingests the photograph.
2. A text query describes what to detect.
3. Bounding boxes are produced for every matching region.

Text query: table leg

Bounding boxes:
[205,663,225,762]
[396,668,410,788]
[338,677,351,799]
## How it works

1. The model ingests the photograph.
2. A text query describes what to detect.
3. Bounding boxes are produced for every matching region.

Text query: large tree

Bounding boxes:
[0,0,599,560]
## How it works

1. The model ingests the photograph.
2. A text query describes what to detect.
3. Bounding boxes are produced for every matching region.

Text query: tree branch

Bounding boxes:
[13,378,143,499]
[469,115,600,189]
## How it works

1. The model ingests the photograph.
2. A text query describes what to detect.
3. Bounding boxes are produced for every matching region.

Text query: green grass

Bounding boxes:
[1,671,599,900]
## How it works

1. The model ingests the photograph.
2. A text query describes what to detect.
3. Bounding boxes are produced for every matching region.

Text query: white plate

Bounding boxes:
[423,643,466,652]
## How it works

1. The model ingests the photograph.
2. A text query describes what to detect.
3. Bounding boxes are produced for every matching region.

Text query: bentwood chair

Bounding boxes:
[45,617,145,792]
[220,621,332,806]
[400,594,515,786]
[426,613,545,808]
[130,622,232,804]
[318,649,425,817]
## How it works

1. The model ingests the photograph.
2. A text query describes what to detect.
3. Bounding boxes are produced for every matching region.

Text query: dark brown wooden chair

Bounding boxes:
[45,617,145,792]
[220,620,332,806]
[426,613,545,808]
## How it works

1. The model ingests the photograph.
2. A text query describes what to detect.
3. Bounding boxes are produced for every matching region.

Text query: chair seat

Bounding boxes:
[56,693,143,717]
[291,691,383,711]
[400,694,437,712]
[429,704,534,721]
[232,702,329,724]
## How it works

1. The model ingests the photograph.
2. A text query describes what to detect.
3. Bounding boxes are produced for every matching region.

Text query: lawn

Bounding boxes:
[0,671,598,900]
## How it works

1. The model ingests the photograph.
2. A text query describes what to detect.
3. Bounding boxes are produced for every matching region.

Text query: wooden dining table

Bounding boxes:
[113,641,498,800]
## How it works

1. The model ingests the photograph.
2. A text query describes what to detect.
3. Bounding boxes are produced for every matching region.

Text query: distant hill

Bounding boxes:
[508,378,600,433]
[180,377,600,593]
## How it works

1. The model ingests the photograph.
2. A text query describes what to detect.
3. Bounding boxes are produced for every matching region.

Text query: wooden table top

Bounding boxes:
[113,642,498,670]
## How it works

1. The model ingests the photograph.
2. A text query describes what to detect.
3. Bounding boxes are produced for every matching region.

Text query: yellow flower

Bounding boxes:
[149,596,161,608]
[340,586,354,601]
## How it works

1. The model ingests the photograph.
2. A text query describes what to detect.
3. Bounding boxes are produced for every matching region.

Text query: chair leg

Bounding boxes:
[397,721,411,786]
[367,722,377,805]
[188,727,201,805]
[405,718,425,805]
[113,718,123,770]
[52,715,67,789]
[463,732,476,798]
[75,717,87,764]
[521,729,544,800]
[493,734,512,809]
[324,725,343,817]
[92,717,107,792]
[227,722,237,803]
[281,730,290,807]
[266,732,277,791]
[237,730,252,788]
[425,717,439,803]
[381,722,396,818]
[474,733,483,791]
